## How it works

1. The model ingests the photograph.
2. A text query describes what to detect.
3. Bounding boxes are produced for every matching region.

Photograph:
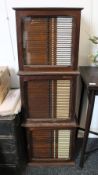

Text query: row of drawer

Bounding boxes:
[0,115,25,166]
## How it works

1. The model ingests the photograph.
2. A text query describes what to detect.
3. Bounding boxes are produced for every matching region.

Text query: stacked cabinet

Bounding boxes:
[14,8,82,165]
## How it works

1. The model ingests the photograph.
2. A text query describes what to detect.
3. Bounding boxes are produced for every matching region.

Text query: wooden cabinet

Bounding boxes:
[26,128,75,162]
[14,8,82,165]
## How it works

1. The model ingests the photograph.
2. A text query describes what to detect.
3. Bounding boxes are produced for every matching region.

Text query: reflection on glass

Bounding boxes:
[22,17,73,66]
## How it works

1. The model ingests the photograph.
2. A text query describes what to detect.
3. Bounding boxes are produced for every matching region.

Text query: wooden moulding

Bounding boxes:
[18,70,80,76]
[22,120,77,129]
[27,160,75,166]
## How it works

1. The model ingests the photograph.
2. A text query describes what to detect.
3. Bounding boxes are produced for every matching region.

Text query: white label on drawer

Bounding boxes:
[89,83,96,85]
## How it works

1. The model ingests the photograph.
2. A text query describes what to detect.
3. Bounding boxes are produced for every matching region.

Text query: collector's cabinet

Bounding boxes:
[14,8,82,165]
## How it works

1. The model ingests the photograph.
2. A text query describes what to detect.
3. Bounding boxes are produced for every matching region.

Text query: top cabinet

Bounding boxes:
[15,8,82,71]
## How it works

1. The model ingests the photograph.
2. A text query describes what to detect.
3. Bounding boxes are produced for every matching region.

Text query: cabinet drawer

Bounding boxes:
[0,120,15,135]
[26,128,75,163]
[0,152,18,165]
[0,138,16,153]
[22,75,77,120]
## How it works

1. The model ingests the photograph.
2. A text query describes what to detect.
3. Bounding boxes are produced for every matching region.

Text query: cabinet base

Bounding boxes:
[27,160,75,166]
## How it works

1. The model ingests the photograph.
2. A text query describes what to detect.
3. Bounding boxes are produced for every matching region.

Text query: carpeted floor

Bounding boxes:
[0,139,98,175]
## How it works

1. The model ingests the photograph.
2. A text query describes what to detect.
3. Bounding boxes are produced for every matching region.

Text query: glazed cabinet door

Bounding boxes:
[26,128,76,164]
[21,75,77,121]
[15,8,82,71]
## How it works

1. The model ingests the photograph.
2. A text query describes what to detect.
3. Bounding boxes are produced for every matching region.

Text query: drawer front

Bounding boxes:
[26,128,75,162]
[0,120,15,135]
[0,152,18,165]
[0,138,16,153]
[23,76,76,120]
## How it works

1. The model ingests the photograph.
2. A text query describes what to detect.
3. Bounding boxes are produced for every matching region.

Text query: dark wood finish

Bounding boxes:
[27,80,49,119]
[24,66,76,72]
[14,8,83,10]
[77,77,85,124]
[20,75,77,120]
[75,77,85,139]
[14,8,82,165]
[22,121,77,128]
[15,8,82,71]
[78,127,98,136]
[19,70,80,76]
[69,129,76,160]
[78,66,98,168]
[28,160,75,166]
[24,128,76,163]
[55,130,58,158]
[80,90,95,167]
[31,130,53,159]
[79,66,98,90]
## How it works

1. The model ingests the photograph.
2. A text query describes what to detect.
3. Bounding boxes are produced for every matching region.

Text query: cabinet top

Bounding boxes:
[13,7,83,11]
[79,66,98,90]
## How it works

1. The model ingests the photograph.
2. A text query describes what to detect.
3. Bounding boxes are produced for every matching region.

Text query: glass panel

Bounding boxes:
[58,130,70,158]
[32,130,53,158]
[22,16,73,66]
[31,129,70,159]
[56,80,70,119]
[23,17,49,65]
[56,17,72,65]
[27,80,50,118]
[27,79,71,119]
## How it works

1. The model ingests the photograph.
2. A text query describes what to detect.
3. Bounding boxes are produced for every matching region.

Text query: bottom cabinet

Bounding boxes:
[25,128,76,165]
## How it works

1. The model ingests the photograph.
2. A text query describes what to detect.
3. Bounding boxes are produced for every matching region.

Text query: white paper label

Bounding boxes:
[89,83,96,85]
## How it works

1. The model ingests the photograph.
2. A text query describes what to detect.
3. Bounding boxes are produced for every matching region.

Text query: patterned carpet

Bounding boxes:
[0,139,98,175]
